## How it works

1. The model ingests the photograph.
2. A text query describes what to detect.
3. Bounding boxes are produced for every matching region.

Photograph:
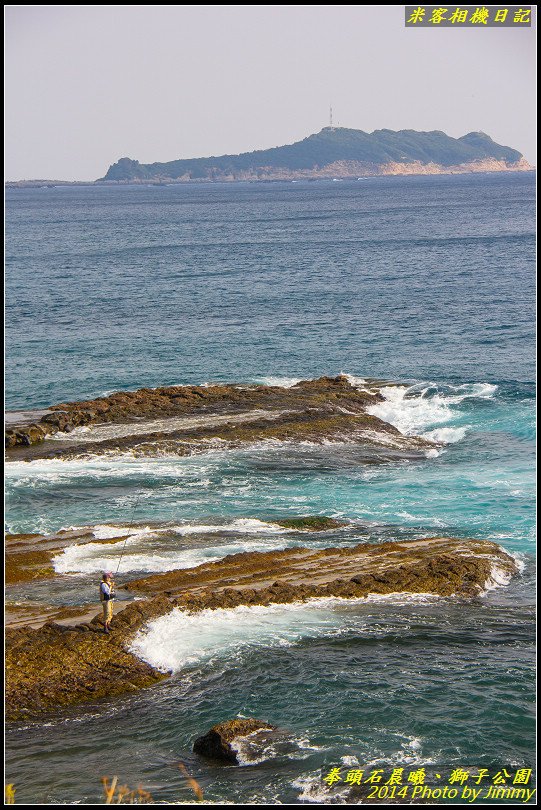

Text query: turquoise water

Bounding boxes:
[5,174,536,803]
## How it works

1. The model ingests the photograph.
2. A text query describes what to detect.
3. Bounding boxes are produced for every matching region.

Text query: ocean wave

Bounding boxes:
[443,382,498,403]
[342,373,370,391]
[395,511,448,528]
[51,519,298,575]
[130,600,352,673]
[364,380,497,440]
[4,454,226,484]
[73,517,294,539]
[422,426,468,443]
[480,558,520,594]
[367,386,453,434]
[292,734,440,802]
[130,594,449,674]
[92,524,147,539]
[253,376,304,388]
[170,517,291,535]
[292,771,352,804]
[230,728,325,766]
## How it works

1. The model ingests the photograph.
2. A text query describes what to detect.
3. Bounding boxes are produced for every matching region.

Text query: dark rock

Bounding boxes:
[193,718,276,763]
[5,431,18,448]
[41,413,63,425]
[273,516,348,531]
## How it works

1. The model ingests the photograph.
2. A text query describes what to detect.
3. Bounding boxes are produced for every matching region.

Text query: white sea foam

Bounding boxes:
[5,455,235,489]
[482,561,517,593]
[365,381,497,441]
[340,755,361,768]
[170,518,291,536]
[367,386,454,434]
[230,729,325,766]
[92,524,138,539]
[254,376,304,388]
[293,771,351,804]
[389,734,439,766]
[293,734,439,800]
[52,528,156,574]
[229,733,276,767]
[343,374,370,391]
[510,552,527,574]
[53,542,217,576]
[130,593,445,674]
[130,599,358,672]
[422,426,468,444]
[364,591,441,605]
[444,382,498,402]
[360,740,439,770]
[51,521,295,575]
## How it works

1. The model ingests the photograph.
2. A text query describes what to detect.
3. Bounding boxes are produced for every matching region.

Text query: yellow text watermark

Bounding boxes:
[405,6,532,26]
[322,767,535,802]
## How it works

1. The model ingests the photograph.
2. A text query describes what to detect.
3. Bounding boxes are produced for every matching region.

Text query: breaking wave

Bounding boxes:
[129,594,444,673]
[51,518,296,575]
[364,381,497,441]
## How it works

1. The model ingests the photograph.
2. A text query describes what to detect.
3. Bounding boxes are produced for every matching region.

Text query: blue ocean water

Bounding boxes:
[5,173,535,408]
[5,173,536,804]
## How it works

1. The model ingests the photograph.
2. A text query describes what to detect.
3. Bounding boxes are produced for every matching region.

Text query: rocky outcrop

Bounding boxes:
[5,532,68,585]
[5,536,517,721]
[5,376,433,460]
[124,537,516,606]
[5,408,92,449]
[193,719,276,763]
[4,529,128,586]
[273,516,347,531]
[5,595,172,721]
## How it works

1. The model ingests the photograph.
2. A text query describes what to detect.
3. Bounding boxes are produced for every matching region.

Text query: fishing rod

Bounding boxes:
[99,490,144,633]
[113,488,144,580]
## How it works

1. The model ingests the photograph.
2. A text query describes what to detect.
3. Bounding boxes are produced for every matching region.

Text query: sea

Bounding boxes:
[4,172,536,804]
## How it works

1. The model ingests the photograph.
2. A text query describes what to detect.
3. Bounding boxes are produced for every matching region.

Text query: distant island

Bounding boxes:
[99,127,531,183]
[6,128,532,187]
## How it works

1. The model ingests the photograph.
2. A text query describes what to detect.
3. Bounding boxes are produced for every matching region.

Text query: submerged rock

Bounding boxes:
[273,516,347,531]
[193,718,276,763]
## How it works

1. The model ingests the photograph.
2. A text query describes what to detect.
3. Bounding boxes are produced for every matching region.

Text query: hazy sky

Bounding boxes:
[5,5,537,180]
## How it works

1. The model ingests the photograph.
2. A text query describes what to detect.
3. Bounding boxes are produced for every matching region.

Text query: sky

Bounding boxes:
[5,5,537,180]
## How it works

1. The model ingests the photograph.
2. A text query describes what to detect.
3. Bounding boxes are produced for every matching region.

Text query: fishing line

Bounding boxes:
[114,488,144,578]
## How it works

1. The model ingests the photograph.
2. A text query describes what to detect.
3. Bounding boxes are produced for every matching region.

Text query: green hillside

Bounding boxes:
[100,127,524,181]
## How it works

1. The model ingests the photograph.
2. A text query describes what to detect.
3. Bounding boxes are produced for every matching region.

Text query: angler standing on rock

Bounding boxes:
[99,571,116,633]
